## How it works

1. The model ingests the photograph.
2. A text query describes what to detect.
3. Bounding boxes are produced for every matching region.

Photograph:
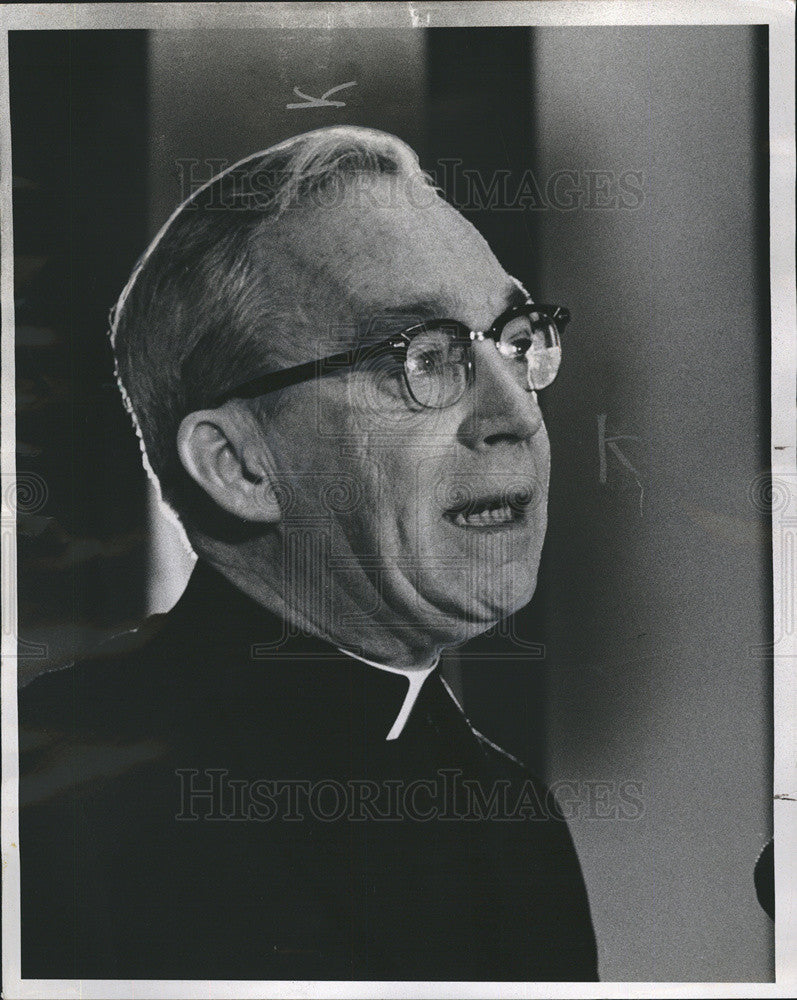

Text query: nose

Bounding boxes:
[456,339,544,451]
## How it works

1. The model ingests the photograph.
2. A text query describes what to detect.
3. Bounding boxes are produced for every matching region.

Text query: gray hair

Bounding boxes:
[110,126,434,526]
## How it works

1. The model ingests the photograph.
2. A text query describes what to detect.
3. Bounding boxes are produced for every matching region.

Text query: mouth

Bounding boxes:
[443,488,533,530]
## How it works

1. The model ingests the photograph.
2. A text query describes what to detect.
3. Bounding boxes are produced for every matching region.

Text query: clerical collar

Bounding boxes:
[172,562,442,744]
[335,646,440,741]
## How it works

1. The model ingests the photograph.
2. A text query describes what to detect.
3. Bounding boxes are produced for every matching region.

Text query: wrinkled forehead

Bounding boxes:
[250,176,514,350]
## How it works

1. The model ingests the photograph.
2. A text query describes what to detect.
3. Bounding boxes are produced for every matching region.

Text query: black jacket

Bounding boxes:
[19,561,598,981]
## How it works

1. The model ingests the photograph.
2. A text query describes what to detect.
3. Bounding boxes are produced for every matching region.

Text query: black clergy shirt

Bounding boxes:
[19,560,599,982]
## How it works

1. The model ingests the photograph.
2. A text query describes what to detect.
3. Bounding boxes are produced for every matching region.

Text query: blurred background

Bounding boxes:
[11,25,772,981]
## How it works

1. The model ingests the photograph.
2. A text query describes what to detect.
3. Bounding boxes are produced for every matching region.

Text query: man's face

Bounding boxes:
[253,175,551,652]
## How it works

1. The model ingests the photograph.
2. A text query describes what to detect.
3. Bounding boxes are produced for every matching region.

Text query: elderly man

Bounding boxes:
[20,127,597,981]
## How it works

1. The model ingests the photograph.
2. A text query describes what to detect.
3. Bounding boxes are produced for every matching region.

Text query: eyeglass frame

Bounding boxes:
[209,301,571,410]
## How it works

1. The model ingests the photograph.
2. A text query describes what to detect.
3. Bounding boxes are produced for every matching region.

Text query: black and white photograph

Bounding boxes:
[1,2,795,996]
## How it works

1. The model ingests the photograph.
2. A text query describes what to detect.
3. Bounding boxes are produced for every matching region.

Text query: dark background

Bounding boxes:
[10,26,773,980]
[12,30,149,669]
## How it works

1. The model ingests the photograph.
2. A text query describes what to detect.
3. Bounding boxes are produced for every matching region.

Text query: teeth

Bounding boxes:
[453,504,515,527]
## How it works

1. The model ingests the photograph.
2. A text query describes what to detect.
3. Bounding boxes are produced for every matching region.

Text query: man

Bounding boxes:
[19,126,598,981]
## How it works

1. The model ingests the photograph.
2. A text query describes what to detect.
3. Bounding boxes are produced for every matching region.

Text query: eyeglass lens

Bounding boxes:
[405,327,470,409]
[500,312,562,391]
[404,311,562,409]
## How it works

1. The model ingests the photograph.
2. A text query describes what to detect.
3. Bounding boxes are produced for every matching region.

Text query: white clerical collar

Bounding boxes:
[335,647,439,741]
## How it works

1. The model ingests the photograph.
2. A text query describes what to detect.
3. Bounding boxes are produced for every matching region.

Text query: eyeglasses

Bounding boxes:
[211,301,570,410]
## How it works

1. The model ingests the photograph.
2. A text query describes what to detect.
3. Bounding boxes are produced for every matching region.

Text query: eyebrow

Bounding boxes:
[366,300,445,323]
[367,284,530,327]
[504,283,531,309]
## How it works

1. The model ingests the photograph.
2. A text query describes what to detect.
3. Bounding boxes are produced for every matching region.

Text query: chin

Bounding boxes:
[491,556,542,618]
[492,575,539,620]
[435,569,541,646]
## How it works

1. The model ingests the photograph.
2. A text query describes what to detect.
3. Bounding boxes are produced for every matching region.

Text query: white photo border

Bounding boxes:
[1,2,794,997]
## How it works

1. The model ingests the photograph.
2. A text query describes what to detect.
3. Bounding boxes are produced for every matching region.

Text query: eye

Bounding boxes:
[498,315,533,360]
[405,327,469,409]
[405,329,453,378]
[407,346,446,375]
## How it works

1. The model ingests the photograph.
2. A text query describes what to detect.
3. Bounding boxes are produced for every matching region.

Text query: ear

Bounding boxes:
[176,405,281,523]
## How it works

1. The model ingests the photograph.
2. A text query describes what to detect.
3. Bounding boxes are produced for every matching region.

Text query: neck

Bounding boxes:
[192,536,443,671]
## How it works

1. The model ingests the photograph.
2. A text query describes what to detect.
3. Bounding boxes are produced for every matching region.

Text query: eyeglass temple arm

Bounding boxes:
[210,348,354,405]
[210,335,409,406]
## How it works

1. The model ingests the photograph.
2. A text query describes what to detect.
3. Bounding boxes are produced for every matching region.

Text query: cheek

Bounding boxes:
[316,438,413,555]
[355,420,456,525]
[370,453,423,543]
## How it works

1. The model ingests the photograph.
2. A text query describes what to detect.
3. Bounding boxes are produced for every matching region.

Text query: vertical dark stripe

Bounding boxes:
[425,27,538,282]
[752,24,774,910]
[753,24,771,473]
[10,30,150,677]
[424,27,547,775]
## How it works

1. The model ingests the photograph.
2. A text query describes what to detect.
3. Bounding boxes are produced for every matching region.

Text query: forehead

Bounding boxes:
[254,175,515,332]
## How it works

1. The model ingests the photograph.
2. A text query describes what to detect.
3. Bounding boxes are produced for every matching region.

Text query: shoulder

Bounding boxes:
[18,612,188,809]
[20,611,174,739]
